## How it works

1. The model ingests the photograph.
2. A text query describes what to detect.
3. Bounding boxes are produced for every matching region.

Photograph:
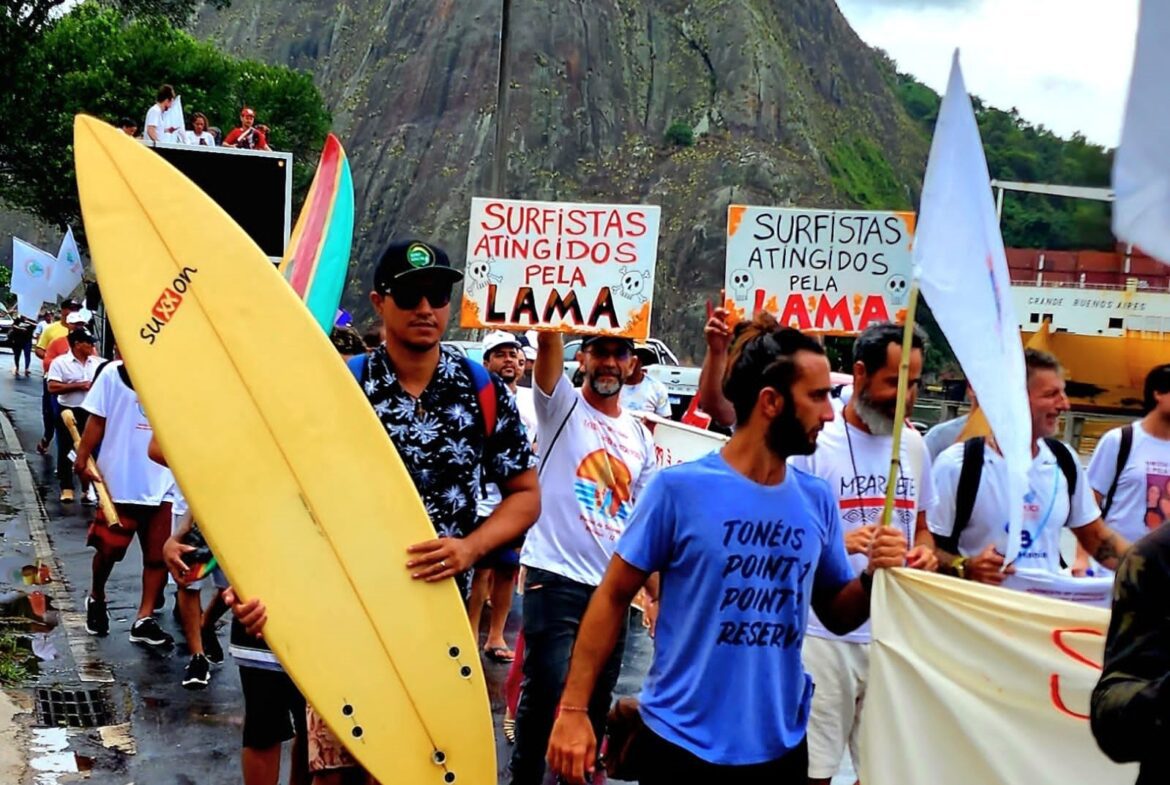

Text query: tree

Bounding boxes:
[0,2,330,238]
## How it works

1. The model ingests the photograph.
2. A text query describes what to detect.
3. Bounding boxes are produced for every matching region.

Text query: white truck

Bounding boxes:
[563,337,700,418]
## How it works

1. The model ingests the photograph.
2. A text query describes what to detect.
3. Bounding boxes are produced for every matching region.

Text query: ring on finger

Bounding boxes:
[440,560,447,569]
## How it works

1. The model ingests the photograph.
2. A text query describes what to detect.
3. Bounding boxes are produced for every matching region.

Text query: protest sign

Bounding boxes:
[461,197,660,339]
[632,412,727,469]
[724,206,915,333]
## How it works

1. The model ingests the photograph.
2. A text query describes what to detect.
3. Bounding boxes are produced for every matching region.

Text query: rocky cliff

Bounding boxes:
[197,0,927,360]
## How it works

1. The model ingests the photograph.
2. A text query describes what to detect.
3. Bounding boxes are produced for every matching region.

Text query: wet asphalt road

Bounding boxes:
[0,359,657,784]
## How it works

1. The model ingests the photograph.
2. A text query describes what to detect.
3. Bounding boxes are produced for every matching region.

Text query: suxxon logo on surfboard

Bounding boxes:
[140,267,198,346]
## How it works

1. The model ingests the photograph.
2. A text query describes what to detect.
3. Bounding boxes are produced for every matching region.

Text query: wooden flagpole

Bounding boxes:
[878,282,921,527]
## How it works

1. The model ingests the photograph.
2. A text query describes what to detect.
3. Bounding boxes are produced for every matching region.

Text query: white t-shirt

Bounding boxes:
[46,352,105,407]
[929,438,1100,573]
[144,104,165,141]
[476,386,539,519]
[790,416,936,643]
[1087,421,1170,545]
[185,130,216,146]
[620,376,671,417]
[520,375,656,585]
[81,362,174,505]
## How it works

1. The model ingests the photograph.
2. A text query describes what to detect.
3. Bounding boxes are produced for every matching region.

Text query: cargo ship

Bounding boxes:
[1009,245,1170,413]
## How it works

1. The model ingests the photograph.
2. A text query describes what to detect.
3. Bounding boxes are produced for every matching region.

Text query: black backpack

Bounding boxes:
[936,436,1079,554]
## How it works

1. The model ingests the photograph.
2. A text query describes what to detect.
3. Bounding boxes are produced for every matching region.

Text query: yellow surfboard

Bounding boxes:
[73,115,493,785]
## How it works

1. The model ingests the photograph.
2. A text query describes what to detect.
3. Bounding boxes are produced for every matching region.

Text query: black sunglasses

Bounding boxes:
[387,282,453,310]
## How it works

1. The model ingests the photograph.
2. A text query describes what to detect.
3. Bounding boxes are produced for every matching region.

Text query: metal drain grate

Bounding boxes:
[35,686,114,728]
[0,452,24,461]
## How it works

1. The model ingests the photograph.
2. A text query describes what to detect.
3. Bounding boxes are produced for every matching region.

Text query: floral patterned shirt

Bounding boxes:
[362,344,536,591]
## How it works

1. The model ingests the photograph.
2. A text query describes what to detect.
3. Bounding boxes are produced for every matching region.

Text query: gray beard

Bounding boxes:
[589,376,622,397]
[852,393,896,436]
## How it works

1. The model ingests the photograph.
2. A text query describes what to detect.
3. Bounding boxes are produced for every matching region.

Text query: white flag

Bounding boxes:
[10,238,57,319]
[51,226,84,298]
[1113,0,1170,264]
[913,52,1031,564]
[160,94,186,144]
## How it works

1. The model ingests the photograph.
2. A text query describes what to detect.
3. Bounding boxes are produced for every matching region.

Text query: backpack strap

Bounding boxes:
[350,352,497,439]
[939,437,985,553]
[462,356,496,438]
[1100,424,1134,519]
[346,353,369,386]
[1043,437,1078,503]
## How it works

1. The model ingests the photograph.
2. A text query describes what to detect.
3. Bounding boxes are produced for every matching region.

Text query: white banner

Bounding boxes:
[1113,0,1170,264]
[861,570,1136,785]
[913,52,1031,564]
[634,413,727,468]
[724,206,916,333]
[460,197,660,339]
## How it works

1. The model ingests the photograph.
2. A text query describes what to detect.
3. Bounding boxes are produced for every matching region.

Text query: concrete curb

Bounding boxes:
[0,411,111,684]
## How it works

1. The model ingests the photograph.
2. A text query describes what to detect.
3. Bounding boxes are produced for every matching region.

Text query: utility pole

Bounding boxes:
[490,0,513,199]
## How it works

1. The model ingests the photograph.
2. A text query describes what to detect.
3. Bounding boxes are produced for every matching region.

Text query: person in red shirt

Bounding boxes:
[223,107,269,151]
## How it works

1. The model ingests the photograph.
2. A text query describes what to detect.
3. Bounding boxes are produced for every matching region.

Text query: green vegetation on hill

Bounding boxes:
[891,68,1114,250]
[0,2,329,238]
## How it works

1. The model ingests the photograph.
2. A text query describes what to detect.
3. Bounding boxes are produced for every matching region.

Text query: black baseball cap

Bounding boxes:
[68,329,97,346]
[373,240,463,294]
[581,335,635,351]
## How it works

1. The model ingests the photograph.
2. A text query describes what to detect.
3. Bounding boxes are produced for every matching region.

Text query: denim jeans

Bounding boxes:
[509,567,627,785]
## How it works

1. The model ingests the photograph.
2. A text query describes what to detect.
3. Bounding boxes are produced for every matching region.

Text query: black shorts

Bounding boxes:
[239,666,306,749]
[472,516,522,570]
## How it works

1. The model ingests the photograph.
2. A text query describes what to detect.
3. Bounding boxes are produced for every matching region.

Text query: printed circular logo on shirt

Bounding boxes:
[406,243,435,269]
[574,450,633,520]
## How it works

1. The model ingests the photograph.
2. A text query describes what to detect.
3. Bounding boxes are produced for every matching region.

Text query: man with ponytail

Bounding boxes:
[547,315,908,785]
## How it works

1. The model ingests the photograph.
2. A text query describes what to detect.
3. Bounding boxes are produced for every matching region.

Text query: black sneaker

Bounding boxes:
[201,627,224,665]
[129,616,174,648]
[85,595,109,636]
[181,654,211,690]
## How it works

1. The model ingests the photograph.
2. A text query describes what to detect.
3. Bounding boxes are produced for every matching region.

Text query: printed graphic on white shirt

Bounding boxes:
[929,439,1099,574]
[789,415,936,643]
[521,375,656,586]
[1087,422,1170,545]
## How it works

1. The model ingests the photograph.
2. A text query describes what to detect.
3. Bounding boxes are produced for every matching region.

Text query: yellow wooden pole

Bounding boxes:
[878,282,921,527]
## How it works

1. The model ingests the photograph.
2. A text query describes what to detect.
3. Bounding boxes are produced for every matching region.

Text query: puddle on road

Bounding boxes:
[28,727,80,784]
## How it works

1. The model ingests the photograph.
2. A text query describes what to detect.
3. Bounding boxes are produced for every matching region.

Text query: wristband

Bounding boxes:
[559,704,589,713]
[950,556,968,580]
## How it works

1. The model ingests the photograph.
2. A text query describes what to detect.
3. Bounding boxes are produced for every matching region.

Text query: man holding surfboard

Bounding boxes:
[232,239,541,780]
[547,316,909,784]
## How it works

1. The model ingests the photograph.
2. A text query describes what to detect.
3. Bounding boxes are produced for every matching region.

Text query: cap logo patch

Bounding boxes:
[406,243,434,269]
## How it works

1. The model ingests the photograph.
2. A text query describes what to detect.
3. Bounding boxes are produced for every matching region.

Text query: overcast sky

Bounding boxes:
[836,0,1138,148]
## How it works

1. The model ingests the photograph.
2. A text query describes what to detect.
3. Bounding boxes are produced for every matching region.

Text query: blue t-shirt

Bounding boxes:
[616,451,854,765]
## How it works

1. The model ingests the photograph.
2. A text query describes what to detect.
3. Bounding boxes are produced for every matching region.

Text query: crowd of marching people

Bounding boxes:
[20,234,1170,784]
[115,83,271,150]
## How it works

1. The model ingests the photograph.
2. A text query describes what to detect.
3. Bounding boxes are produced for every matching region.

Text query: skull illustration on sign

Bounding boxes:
[730,269,753,302]
[465,258,501,294]
[618,267,650,304]
[885,274,909,306]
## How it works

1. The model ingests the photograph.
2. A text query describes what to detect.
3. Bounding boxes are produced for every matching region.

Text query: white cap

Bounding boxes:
[523,345,537,362]
[482,330,522,357]
[66,309,92,325]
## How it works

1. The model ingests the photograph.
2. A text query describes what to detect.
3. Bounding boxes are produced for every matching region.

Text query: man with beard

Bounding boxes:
[508,330,657,785]
[788,321,938,785]
[930,349,1129,583]
[546,314,908,785]
[469,331,538,662]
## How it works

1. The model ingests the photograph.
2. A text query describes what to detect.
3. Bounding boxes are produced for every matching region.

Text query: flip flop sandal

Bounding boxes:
[483,646,515,663]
